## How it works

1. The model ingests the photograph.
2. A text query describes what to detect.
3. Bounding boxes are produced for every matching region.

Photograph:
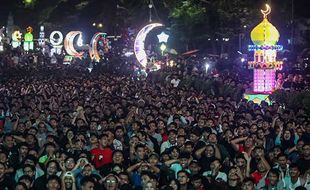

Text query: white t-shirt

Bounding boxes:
[203,171,227,182]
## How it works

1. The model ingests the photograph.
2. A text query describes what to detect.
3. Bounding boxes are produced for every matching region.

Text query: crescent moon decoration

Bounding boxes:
[50,31,63,46]
[89,32,107,62]
[134,23,163,68]
[261,4,271,18]
[64,31,84,59]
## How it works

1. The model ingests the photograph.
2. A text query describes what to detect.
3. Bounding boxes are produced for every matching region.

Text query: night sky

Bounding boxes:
[0,0,309,31]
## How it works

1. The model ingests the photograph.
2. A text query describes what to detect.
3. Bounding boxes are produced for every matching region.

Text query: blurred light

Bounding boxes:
[160,43,167,51]
[216,39,219,41]
[77,35,83,47]
[241,58,246,62]
[124,52,134,57]
[92,23,96,26]
[88,68,93,72]
[243,25,247,28]
[208,38,211,41]
[98,23,103,28]
[237,51,242,55]
[205,64,210,73]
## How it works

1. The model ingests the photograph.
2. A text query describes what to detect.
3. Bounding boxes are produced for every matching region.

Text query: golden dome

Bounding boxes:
[250,4,280,46]
[250,18,280,46]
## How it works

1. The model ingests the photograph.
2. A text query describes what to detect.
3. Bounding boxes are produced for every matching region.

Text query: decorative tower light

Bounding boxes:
[24,26,34,51]
[244,4,283,104]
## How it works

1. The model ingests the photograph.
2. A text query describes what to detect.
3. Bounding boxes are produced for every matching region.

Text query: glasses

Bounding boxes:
[106,180,117,183]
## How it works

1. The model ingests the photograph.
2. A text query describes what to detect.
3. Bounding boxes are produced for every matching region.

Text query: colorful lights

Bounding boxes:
[38,26,45,46]
[23,26,34,51]
[247,4,284,93]
[64,31,84,59]
[134,23,163,68]
[248,45,283,51]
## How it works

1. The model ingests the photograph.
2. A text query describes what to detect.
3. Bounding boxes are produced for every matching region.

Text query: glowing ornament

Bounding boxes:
[12,30,22,48]
[157,32,169,43]
[64,31,84,59]
[244,4,284,104]
[89,32,108,62]
[24,27,34,51]
[134,23,163,68]
[50,31,63,56]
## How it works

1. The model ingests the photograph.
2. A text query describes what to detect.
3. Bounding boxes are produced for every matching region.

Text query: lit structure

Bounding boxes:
[244,4,283,104]
[38,26,45,46]
[89,32,108,62]
[50,31,63,55]
[64,31,84,59]
[134,23,163,68]
[0,27,5,51]
[24,26,34,51]
[12,30,22,48]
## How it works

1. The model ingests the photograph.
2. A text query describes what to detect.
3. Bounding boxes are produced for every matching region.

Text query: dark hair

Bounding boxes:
[15,182,28,190]
[289,163,300,170]
[47,175,61,185]
[18,174,33,183]
[268,168,280,179]
[80,176,95,187]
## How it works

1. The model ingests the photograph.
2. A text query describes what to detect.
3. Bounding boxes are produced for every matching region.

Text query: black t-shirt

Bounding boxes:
[0,175,15,190]
[33,175,48,190]
[298,158,310,174]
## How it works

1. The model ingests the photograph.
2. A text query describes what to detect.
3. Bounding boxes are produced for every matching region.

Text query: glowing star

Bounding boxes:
[64,31,84,59]
[157,32,169,43]
[134,23,163,68]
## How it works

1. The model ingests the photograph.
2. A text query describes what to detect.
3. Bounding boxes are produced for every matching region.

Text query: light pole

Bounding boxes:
[148,0,153,23]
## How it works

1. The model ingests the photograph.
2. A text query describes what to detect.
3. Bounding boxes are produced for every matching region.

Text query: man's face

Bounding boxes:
[19,145,29,156]
[268,173,278,186]
[289,167,300,178]
[236,158,246,168]
[177,172,189,185]
[302,145,310,157]
[4,136,14,148]
[0,164,5,179]
[277,156,287,168]
[47,162,58,176]
[100,136,109,147]
[82,181,95,190]
[113,152,124,164]
[47,179,60,190]
[242,181,254,190]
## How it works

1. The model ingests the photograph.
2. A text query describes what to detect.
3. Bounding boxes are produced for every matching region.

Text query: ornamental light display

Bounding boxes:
[134,23,163,68]
[64,31,84,59]
[244,4,283,104]
[89,32,108,62]
[24,26,34,51]
[50,31,64,56]
[12,30,22,48]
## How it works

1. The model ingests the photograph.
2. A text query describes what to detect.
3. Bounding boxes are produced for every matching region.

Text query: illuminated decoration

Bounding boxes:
[134,23,163,68]
[63,55,73,65]
[64,31,84,59]
[89,32,108,62]
[157,32,169,43]
[12,30,22,48]
[244,93,271,105]
[0,27,4,52]
[247,4,283,93]
[23,26,34,51]
[245,4,284,104]
[50,31,63,56]
[160,43,166,54]
[38,26,45,46]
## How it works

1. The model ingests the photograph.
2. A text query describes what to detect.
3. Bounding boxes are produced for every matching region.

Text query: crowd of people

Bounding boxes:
[0,49,309,190]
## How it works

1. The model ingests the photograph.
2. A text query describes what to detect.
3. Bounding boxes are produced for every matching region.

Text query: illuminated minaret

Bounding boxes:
[248,4,283,92]
[6,12,14,39]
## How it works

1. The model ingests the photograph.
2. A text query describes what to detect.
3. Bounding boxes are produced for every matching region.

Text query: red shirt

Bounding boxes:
[90,147,113,169]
